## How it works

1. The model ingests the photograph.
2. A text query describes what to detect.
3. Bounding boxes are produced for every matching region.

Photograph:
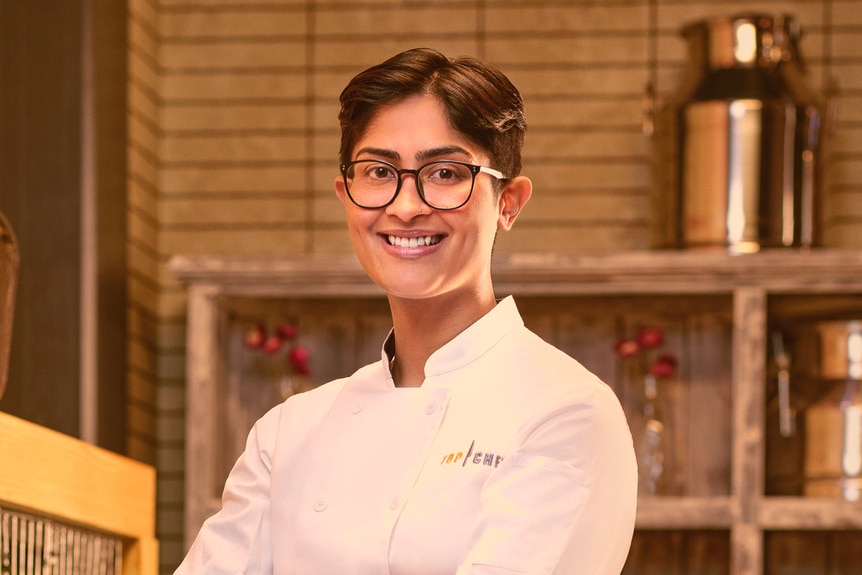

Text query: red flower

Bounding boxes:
[276,323,298,340]
[288,345,311,375]
[261,334,283,354]
[243,323,266,349]
[615,338,641,359]
[650,353,678,377]
[245,320,313,380]
[636,327,664,350]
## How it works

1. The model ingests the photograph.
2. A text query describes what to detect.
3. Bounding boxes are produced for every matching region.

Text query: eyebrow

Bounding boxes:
[353,145,473,163]
[417,146,472,162]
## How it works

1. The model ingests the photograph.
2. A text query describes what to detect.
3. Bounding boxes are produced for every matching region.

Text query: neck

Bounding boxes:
[387,289,497,388]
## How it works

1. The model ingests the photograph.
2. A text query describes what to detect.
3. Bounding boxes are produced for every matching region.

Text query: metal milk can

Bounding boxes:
[651,13,827,253]
[804,321,862,501]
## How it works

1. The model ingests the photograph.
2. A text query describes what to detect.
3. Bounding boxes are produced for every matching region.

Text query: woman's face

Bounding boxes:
[335,94,530,302]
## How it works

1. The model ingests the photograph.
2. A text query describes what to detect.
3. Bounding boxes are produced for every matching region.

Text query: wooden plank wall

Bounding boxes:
[127,0,160,469]
[129,1,862,572]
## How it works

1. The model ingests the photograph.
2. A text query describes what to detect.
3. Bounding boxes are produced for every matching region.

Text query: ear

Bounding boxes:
[334,175,349,205]
[497,176,532,231]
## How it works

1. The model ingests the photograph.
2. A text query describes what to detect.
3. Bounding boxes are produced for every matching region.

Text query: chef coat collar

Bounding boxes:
[379,295,524,386]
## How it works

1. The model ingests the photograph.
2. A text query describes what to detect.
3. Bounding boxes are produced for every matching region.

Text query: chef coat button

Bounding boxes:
[389,496,401,510]
[313,498,328,512]
[424,401,437,415]
[351,401,364,414]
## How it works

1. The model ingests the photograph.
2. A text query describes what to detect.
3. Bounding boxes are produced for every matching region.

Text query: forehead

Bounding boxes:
[353,94,485,163]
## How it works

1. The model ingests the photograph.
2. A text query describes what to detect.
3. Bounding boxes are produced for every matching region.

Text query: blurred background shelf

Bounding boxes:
[171,248,862,575]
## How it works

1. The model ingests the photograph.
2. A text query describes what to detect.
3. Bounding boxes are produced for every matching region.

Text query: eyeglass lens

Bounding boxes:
[343,160,477,209]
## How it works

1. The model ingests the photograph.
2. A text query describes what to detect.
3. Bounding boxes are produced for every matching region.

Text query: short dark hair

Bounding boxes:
[338,48,527,181]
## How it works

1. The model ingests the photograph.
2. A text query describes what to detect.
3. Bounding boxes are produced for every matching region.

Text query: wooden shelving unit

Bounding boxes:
[171,248,862,573]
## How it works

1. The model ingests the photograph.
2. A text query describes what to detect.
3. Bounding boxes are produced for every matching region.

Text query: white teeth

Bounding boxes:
[388,235,440,247]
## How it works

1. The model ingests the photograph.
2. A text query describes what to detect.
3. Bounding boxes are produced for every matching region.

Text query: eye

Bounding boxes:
[353,161,396,183]
[423,162,470,186]
[371,164,393,179]
[436,168,456,181]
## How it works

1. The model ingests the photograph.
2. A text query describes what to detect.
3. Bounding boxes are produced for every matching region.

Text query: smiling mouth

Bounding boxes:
[387,234,442,248]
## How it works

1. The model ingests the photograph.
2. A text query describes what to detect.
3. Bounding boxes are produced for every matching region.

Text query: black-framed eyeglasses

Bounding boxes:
[340,159,507,210]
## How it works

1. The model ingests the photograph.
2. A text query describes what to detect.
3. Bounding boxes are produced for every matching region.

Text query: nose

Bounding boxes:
[386,173,431,219]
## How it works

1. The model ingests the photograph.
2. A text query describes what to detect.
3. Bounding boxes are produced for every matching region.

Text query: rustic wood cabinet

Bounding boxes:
[171,249,862,574]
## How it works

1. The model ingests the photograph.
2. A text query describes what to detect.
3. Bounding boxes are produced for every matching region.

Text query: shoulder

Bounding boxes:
[501,329,635,468]
[498,326,610,399]
[487,325,630,435]
[255,360,383,443]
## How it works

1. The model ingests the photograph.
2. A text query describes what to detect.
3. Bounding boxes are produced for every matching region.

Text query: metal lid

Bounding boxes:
[681,13,801,70]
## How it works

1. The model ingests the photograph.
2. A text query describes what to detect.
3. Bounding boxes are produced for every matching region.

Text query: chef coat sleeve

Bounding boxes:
[456,382,638,575]
[173,404,281,575]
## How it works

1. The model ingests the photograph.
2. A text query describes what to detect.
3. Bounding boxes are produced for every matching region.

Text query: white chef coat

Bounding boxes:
[175,296,637,575]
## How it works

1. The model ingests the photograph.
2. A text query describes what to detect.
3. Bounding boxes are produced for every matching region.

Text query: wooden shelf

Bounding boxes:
[170,248,862,574]
[635,497,734,529]
[760,498,862,530]
[634,496,862,531]
[170,249,862,296]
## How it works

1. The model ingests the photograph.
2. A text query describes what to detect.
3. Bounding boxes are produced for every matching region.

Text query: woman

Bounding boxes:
[176,47,637,574]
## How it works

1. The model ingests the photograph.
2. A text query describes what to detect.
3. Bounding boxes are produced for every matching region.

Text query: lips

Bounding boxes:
[386,234,443,248]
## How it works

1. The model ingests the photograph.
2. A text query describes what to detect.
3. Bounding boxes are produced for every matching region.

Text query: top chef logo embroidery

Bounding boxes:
[440,440,504,468]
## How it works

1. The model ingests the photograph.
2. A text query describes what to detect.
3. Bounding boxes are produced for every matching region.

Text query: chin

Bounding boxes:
[378,275,452,300]
[381,284,440,301]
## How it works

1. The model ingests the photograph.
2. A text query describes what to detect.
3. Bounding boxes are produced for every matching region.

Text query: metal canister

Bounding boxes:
[652,13,826,253]
[803,321,862,501]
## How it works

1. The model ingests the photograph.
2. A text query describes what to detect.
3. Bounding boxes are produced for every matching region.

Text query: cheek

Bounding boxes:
[343,209,373,246]
[350,218,374,248]
[453,209,500,254]
[472,196,504,234]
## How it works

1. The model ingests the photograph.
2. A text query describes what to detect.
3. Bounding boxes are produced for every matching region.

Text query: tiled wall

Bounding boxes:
[129,0,862,571]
